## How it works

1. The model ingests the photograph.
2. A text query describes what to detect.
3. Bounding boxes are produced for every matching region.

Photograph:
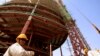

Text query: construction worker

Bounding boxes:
[88,50,100,56]
[83,48,88,56]
[3,34,35,56]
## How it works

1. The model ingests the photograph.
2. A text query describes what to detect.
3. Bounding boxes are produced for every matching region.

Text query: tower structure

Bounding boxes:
[66,19,91,56]
[54,0,91,56]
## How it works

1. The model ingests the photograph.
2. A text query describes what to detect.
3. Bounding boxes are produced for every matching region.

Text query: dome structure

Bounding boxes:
[0,0,68,56]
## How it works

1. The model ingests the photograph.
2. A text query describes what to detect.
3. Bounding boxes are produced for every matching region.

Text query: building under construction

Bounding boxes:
[0,0,99,56]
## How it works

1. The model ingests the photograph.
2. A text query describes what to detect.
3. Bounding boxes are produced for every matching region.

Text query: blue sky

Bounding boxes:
[0,0,100,56]
[0,0,6,4]
[62,0,100,49]
[54,0,100,56]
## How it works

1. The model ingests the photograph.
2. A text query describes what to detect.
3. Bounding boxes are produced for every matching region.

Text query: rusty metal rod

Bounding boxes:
[28,32,33,46]
[21,0,40,34]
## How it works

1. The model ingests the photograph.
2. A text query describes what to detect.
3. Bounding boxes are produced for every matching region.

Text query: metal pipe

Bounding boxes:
[5,0,6,3]
[50,43,52,56]
[28,32,33,46]
[60,47,63,56]
[66,38,73,56]
[21,0,40,34]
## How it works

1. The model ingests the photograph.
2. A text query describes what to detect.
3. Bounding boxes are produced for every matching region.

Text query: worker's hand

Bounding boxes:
[23,46,34,51]
[29,51,35,56]
[22,51,35,56]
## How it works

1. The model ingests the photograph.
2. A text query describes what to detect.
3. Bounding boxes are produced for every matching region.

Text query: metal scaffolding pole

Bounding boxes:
[28,31,33,46]
[66,37,73,56]
[50,43,53,56]
[5,0,6,3]
[21,0,40,34]
[60,47,63,56]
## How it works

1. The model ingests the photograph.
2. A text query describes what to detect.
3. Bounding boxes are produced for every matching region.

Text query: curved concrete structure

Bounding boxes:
[0,0,68,56]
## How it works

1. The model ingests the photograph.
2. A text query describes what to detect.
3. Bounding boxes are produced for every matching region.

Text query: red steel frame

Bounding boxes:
[66,20,87,56]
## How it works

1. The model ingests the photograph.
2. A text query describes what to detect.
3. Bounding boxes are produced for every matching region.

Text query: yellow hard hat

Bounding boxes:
[16,34,28,41]
[84,48,88,54]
